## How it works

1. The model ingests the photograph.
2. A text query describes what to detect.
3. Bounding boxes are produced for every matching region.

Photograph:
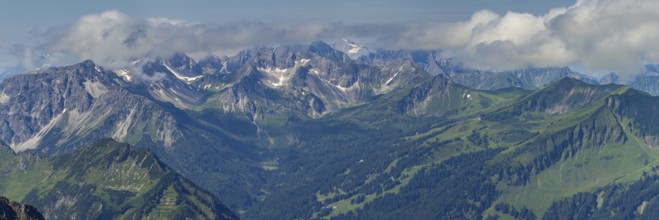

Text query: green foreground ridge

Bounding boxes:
[0,139,238,220]
[246,78,659,219]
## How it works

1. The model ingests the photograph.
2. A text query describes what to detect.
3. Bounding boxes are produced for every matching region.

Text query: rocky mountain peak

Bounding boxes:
[599,72,621,84]
[332,38,372,59]
[0,196,44,220]
[164,52,202,76]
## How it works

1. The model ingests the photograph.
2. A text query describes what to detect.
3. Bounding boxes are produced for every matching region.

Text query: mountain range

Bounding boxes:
[0,41,658,219]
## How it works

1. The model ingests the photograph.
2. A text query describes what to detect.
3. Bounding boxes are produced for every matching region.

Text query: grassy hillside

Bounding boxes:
[247,77,659,219]
[0,139,237,220]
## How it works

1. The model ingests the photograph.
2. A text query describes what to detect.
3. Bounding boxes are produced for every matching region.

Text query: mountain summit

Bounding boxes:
[1,42,659,219]
[333,38,372,59]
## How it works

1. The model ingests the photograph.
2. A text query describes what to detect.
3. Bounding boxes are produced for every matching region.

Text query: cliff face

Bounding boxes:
[0,196,44,220]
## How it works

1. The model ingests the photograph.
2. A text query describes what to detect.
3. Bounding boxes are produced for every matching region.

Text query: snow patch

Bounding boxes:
[164,63,204,83]
[296,59,311,66]
[220,61,230,73]
[271,75,287,87]
[321,78,352,92]
[462,92,473,100]
[0,92,9,104]
[385,72,400,86]
[336,84,351,92]
[348,46,363,55]
[258,67,292,88]
[114,69,133,81]
[343,38,364,55]
[131,59,142,65]
[258,59,309,88]
[258,67,289,74]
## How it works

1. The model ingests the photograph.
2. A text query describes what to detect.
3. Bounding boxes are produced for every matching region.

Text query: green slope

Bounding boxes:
[247,77,659,219]
[0,139,238,220]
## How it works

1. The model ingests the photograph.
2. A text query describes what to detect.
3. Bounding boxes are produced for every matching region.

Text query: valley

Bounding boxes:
[0,42,658,219]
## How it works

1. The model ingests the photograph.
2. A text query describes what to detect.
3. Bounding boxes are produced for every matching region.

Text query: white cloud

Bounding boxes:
[549,0,659,75]
[31,10,397,72]
[409,0,659,76]
[6,0,659,78]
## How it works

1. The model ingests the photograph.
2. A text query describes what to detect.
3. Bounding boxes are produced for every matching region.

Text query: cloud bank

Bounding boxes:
[8,0,659,77]
[395,0,659,75]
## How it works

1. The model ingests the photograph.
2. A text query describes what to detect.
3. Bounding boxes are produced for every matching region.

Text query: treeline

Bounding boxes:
[333,149,502,220]
[543,173,659,220]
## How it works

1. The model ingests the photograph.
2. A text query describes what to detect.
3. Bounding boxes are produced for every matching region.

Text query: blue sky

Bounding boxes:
[1,1,576,22]
[0,0,575,44]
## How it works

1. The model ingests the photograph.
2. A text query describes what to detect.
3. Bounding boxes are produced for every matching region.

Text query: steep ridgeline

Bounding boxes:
[630,75,659,96]
[0,41,525,216]
[359,49,599,91]
[0,59,264,210]
[120,41,430,121]
[0,42,440,212]
[0,60,134,153]
[358,49,448,77]
[184,41,428,120]
[599,65,659,96]
[332,38,372,59]
[359,48,659,95]
[0,42,445,211]
[0,139,237,220]
[2,40,659,220]
[0,42,436,154]
[246,77,659,219]
[0,196,44,220]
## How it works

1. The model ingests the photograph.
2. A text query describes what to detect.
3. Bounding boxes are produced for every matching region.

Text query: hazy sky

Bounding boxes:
[0,0,574,41]
[4,0,659,78]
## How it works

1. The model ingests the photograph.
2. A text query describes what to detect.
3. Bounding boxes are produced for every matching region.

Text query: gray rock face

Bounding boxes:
[0,59,262,210]
[0,60,182,154]
[359,49,447,77]
[0,196,44,220]
[630,75,659,96]
[128,41,434,122]
[2,43,489,155]
[360,49,604,91]
[332,39,372,59]
[3,41,658,216]
[599,72,621,85]
[447,67,595,90]
[7,42,623,212]
[598,65,659,96]
[0,60,113,151]
[0,42,454,210]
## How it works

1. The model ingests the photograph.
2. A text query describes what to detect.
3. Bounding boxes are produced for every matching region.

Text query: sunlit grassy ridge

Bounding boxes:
[0,139,237,219]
